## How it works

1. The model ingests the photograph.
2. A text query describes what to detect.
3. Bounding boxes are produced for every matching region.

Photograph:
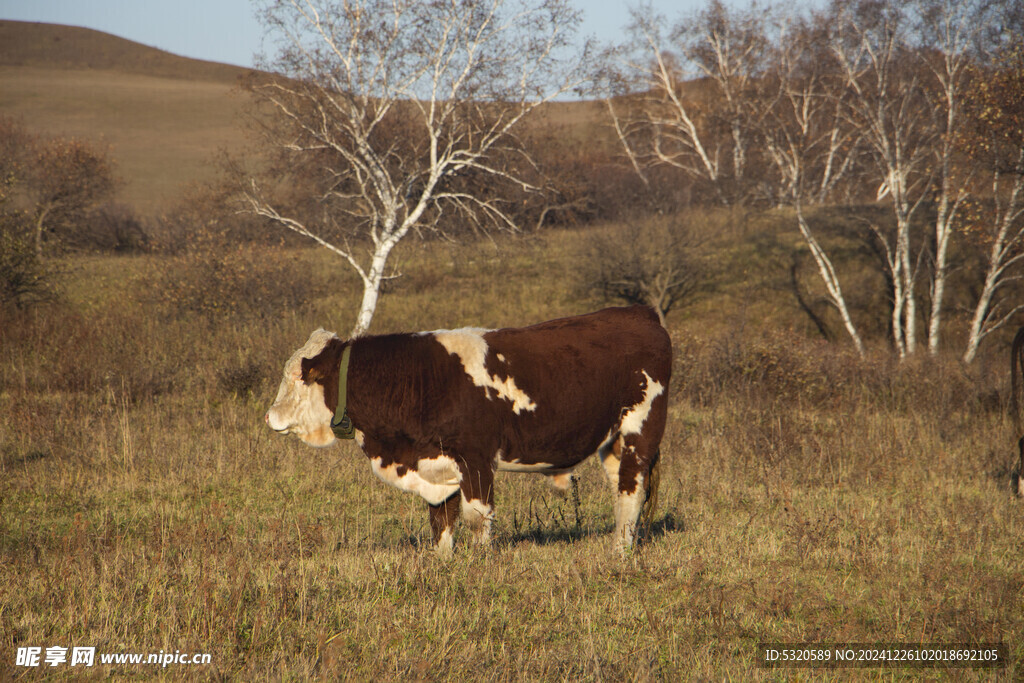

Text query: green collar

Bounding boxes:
[330,345,355,440]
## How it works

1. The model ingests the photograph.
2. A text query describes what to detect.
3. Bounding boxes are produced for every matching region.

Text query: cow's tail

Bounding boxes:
[641,450,661,527]
[1012,327,1024,496]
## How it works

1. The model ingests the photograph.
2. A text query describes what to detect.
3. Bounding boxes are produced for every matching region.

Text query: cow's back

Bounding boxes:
[476,305,671,463]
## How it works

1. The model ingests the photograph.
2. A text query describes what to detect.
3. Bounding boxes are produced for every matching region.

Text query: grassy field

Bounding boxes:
[2,225,1022,680]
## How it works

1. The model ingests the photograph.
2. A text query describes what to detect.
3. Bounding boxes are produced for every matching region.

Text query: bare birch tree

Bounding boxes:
[961,41,1024,363]
[244,0,586,336]
[915,0,985,355]
[827,0,937,358]
[601,0,770,206]
[757,12,866,355]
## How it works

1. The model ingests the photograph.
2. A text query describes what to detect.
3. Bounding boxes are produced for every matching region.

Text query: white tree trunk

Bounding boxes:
[352,274,382,339]
[928,207,953,356]
[962,165,1024,364]
[897,211,917,357]
[796,207,865,357]
[962,266,999,365]
[351,235,399,338]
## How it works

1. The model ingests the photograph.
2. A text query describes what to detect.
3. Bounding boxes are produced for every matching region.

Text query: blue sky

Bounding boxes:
[0,1,714,69]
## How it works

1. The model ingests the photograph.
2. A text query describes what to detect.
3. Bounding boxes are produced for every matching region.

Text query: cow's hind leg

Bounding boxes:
[614,393,668,554]
[428,492,461,557]
[460,465,495,546]
[1018,436,1024,498]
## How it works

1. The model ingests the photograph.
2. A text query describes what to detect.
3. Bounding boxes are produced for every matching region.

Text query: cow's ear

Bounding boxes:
[300,339,343,384]
[300,354,332,383]
[300,356,323,383]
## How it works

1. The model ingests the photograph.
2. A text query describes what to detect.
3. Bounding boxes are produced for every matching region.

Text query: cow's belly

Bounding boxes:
[370,455,461,506]
[494,432,612,473]
[496,459,567,473]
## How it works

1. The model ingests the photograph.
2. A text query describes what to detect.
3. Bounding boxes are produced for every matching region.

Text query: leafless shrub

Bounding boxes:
[218,360,266,399]
[152,237,315,320]
[578,216,709,326]
[0,222,59,310]
[678,325,1003,420]
[73,203,150,253]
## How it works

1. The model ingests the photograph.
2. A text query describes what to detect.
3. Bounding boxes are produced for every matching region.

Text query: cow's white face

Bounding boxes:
[265,329,338,447]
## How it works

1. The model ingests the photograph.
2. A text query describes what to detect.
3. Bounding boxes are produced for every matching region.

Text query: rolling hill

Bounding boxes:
[0,20,255,215]
[0,20,613,219]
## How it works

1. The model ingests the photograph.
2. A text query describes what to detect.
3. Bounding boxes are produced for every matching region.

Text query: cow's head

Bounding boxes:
[265,328,343,447]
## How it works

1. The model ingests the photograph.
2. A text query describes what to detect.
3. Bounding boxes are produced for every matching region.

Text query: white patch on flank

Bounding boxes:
[547,472,576,491]
[461,496,493,544]
[494,448,562,473]
[435,528,455,558]
[266,329,339,447]
[371,455,462,506]
[620,371,664,436]
[614,473,645,554]
[601,451,621,489]
[432,328,537,414]
[496,460,559,473]
[593,429,620,488]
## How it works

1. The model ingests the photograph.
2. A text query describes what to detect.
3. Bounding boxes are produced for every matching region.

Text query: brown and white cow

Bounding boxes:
[265,305,672,554]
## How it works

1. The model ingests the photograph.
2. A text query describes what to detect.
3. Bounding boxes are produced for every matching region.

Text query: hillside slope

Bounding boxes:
[0,20,612,218]
[0,21,254,215]
[0,20,249,82]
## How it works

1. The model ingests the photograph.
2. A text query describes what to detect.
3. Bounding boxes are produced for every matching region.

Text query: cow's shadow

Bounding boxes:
[400,512,685,552]
[498,511,685,549]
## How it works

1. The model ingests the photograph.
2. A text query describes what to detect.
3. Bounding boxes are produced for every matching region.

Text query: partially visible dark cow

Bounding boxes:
[1012,326,1024,497]
[265,306,672,554]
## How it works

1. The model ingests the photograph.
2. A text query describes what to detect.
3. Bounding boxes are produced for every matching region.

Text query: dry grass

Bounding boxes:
[2,225,1022,680]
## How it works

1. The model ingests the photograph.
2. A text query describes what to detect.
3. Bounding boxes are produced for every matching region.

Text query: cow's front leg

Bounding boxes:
[428,492,461,557]
[459,465,495,546]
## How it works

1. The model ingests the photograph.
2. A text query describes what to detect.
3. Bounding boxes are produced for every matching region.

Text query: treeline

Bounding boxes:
[594,0,1024,362]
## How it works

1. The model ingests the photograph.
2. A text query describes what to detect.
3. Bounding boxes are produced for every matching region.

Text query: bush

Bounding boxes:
[72,203,150,253]
[0,223,58,309]
[152,234,316,320]
[578,216,709,325]
[676,325,1004,420]
[218,360,266,398]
